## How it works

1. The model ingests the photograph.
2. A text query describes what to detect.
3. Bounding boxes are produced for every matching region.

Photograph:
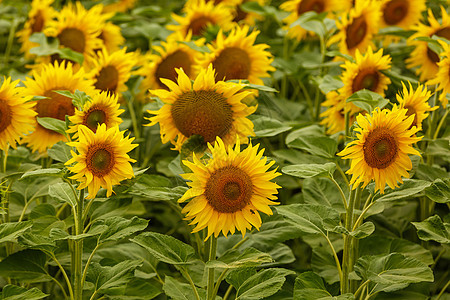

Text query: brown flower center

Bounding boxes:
[155,50,192,89]
[297,0,325,14]
[171,90,233,143]
[205,165,253,213]
[346,15,368,50]
[233,1,248,23]
[187,16,215,36]
[83,107,107,132]
[95,65,119,93]
[31,11,45,33]
[0,99,12,134]
[352,69,380,93]
[212,47,251,81]
[57,28,86,53]
[86,144,115,177]
[37,89,75,134]
[427,27,450,63]
[363,127,398,169]
[383,0,409,25]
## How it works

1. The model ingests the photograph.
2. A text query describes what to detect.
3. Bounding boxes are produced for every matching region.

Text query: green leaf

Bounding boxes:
[48,182,77,209]
[0,249,51,282]
[287,135,337,158]
[127,174,187,201]
[36,117,67,135]
[373,180,431,202]
[57,47,84,65]
[163,276,206,300]
[206,247,272,269]
[54,90,90,109]
[411,215,450,244]
[131,232,196,265]
[293,271,354,300]
[178,41,211,53]
[245,83,278,93]
[240,1,266,14]
[87,260,143,296]
[251,115,292,137]
[346,90,389,112]
[350,222,375,239]
[28,33,59,56]
[20,168,62,179]
[49,227,106,241]
[47,141,72,163]
[96,216,149,243]
[1,285,48,300]
[17,232,56,254]
[318,75,344,94]
[282,163,336,179]
[236,268,295,299]
[355,253,434,293]
[290,11,327,37]
[425,179,450,203]
[0,221,32,244]
[303,177,346,212]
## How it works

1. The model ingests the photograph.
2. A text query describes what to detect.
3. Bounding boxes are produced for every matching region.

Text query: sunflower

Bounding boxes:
[0,78,36,151]
[66,124,137,199]
[428,42,450,108]
[328,0,381,57]
[280,0,351,41]
[197,25,275,85]
[179,136,281,240]
[44,2,103,65]
[102,0,137,13]
[67,91,124,139]
[16,0,56,58]
[338,107,422,194]
[320,90,355,134]
[86,47,136,95]
[339,47,391,114]
[395,81,437,130]
[98,21,125,53]
[379,0,425,29]
[21,61,97,153]
[146,64,256,151]
[406,7,450,82]
[167,0,235,38]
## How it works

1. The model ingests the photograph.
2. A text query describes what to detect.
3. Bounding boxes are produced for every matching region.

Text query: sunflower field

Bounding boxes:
[0,0,449,299]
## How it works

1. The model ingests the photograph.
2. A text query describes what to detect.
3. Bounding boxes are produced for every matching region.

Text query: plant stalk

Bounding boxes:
[73,189,84,300]
[341,188,356,294]
[207,236,217,300]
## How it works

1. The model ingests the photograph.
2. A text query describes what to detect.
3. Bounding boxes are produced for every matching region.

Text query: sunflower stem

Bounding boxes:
[73,189,84,300]
[341,188,357,294]
[207,236,217,300]
[433,108,448,140]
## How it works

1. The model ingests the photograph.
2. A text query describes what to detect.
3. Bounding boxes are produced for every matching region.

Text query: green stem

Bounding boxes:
[336,164,350,186]
[298,80,314,120]
[436,279,450,300]
[232,236,249,250]
[354,280,370,299]
[324,233,343,284]
[329,176,348,210]
[344,111,351,142]
[50,276,69,300]
[3,19,17,69]
[341,188,356,294]
[81,242,100,290]
[433,108,448,140]
[212,270,229,300]
[73,189,84,300]
[352,200,375,232]
[50,253,74,300]
[222,285,233,300]
[180,267,200,300]
[207,236,218,300]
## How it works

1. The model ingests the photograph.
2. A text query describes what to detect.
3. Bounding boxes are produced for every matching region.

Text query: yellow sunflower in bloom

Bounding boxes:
[102,0,137,13]
[395,82,437,130]
[44,2,103,65]
[428,43,450,108]
[0,78,36,150]
[21,61,97,153]
[86,48,136,95]
[67,91,124,139]
[320,90,356,134]
[406,7,450,82]
[179,136,281,240]
[146,64,256,151]
[197,25,275,85]
[66,124,137,199]
[280,0,350,41]
[167,0,235,38]
[98,21,125,53]
[16,0,56,57]
[340,47,392,114]
[328,0,381,57]
[338,107,422,194]
[379,0,425,29]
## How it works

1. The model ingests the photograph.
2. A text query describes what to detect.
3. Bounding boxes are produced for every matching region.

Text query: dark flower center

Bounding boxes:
[363,127,398,169]
[37,89,75,134]
[155,50,192,89]
[352,69,380,93]
[188,16,215,36]
[86,144,115,177]
[297,0,325,14]
[84,107,107,132]
[383,0,409,25]
[57,28,86,53]
[346,16,368,50]
[0,99,12,134]
[212,47,251,81]
[95,65,119,93]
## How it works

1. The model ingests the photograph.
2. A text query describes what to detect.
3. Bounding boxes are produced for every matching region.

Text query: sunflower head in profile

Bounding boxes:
[406,7,450,82]
[16,0,56,57]
[21,61,97,153]
[338,107,422,194]
[395,81,437,130]
[197,25,275,85]
[67,91,124,139]
[179,136,281,240]
[280,0,351,41]
[86,47,136,95]
[320,90,356,134]
[103,0,137,13]
[44,2,103,65]
[328,0,381,57]
[428,42,450,108]
[0,77,36,151]
[146,64,257,151]
[167,0,235,38]
[340,47,392,114]
[66,124,137,199]
[98,21,125,53]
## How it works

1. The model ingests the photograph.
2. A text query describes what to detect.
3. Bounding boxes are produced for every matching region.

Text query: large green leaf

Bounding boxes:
[282,163,336,179]
[293,271,354,300]
[235,268,295,299]
[373,180,431,202]
[425,179,450,203]
[0,221,32,244]
[206,247,272,269]
[250,115,292,137]
[411,215,450,244]
[131,232,196,265]
[0,250,51,282]
[1,285,48,300]
[346,90,389,112]
[127,174,187,201]
[48,182,77,209]
[36,117,67,135]
[17,232,56,254]
[20,168,62,179]
[109,278,162,300]
[303,177,346,212]
[163,276,206,300]
[96,216,149,243]
[287,136,337,159]
[355,253,434,293]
